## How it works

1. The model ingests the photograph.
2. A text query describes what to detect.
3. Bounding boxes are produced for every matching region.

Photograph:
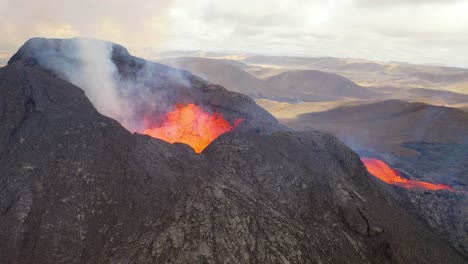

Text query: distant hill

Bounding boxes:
[241,54,468,94]
[258,99,468,187]
[242,55,402,73]
[265,70,381,101]
[157,56,468,104]
[242,55,326,68]
[338,62,388,72]
[409,72,468,84]
[443,82,468,95]
[403,72,468,94]
[148,51,468,96]
[377,86,468,105]
[158,57,268,97]
[158,57,382,101]
[244,66,289,79]
[270,100,468,152]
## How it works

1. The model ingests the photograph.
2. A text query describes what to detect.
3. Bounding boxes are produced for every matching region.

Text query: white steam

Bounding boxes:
[25,38,196,132]
[66,39,129,124]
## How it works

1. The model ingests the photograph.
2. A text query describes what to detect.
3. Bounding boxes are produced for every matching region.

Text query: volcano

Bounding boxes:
[0,38,466,264]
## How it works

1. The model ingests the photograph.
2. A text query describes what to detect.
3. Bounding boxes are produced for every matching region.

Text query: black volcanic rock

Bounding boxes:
[392,188,468,257]
[0,39,466,263]
[275,98,468,257]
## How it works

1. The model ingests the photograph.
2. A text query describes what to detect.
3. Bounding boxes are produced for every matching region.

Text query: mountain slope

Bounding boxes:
[242,54,468,93]
[271,100,468,155]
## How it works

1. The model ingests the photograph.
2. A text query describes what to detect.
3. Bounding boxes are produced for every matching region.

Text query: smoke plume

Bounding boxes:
[67,39,127,122]
[17,37,195,133]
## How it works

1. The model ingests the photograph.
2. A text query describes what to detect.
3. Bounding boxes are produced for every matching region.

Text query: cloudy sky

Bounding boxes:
[1,0,467,67]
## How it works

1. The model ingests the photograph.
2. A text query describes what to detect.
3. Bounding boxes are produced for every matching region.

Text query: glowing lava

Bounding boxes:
[143,103,243,153]
[361,158,454,191]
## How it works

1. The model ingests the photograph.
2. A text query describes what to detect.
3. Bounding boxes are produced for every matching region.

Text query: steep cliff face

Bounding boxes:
[0,39,465,263]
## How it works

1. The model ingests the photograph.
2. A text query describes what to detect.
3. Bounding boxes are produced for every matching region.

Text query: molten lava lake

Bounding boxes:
[142,103,243,153]
[361,158,454,191]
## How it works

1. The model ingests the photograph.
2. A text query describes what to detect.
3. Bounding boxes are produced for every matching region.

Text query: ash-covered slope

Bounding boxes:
[0,38,466,264]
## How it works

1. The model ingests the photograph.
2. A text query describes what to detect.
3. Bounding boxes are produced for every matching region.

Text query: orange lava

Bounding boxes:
[143,103,243,153]
[361,158,454,191]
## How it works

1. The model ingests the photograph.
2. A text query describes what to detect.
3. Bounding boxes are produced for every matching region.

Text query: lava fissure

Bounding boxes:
[361,157,455,191]
[142,103,243,153]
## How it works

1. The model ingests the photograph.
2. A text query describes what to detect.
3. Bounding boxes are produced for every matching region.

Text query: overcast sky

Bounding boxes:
[1,0,467,67]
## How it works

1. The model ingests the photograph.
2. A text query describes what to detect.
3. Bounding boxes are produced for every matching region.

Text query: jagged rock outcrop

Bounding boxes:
[0,38,466,263]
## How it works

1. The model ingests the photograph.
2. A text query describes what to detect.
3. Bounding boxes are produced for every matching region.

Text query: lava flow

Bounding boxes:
[142,103,243,153]
[361,158,454,191]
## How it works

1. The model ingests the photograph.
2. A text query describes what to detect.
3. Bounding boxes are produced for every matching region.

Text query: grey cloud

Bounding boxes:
[1,0,468,68]
[356,0,464,7]
[164,0,468,67]
[202,7,301,29]
[0,0,173,51]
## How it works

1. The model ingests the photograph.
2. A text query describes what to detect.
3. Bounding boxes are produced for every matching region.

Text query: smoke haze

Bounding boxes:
[67,40,127,122]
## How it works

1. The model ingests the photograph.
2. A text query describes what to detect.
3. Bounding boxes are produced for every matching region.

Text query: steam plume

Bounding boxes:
[17,37,195,133]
